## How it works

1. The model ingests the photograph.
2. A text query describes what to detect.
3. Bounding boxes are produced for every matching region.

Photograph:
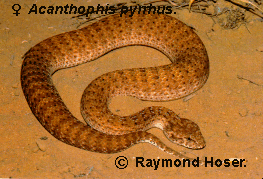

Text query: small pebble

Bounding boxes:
[225,131,229,137]
[206,6,215,15]
[12,83,19,89]
[14,90,20,96]
[36,138,48,151]
[239,108,248,117]
[31,146,39,153]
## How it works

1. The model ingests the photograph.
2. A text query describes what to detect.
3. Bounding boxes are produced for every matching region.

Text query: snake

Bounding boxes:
[21,12,209,160]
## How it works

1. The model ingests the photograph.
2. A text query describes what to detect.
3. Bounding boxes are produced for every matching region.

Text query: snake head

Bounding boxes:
[163,118,206,149]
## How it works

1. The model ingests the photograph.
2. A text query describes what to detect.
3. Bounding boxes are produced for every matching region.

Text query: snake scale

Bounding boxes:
[21,12,209,160]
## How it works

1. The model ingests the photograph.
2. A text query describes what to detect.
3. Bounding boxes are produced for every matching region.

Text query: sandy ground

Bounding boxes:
[1,0,263,178]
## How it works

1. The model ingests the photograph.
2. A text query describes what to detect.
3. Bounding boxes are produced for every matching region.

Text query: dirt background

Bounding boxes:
[1,0,263,178]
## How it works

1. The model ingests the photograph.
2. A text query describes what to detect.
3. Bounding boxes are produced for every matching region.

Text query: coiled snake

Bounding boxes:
[21,12,209,160]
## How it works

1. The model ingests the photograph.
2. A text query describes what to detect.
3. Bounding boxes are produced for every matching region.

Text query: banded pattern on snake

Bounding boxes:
[21,12,209,159]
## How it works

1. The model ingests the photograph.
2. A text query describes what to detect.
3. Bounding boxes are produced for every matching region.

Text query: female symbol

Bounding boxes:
[12,4,21,16]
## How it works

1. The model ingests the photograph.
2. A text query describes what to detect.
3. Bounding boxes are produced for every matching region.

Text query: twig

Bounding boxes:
[237,75,263,86]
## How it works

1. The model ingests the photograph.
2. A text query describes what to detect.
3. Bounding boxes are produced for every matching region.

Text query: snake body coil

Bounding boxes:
[21,13,209,159]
